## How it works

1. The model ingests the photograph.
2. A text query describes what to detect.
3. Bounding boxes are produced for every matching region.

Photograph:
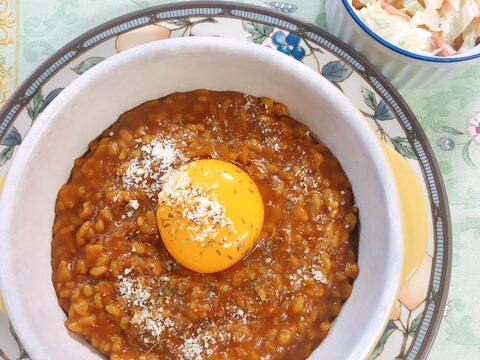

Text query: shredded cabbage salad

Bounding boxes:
[351,0,480,56]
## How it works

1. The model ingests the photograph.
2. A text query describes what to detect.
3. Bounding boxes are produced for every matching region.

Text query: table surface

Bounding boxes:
[1,1,479,359]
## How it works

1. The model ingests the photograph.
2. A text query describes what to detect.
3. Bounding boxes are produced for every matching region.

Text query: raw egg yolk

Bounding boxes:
[156,159,264,273]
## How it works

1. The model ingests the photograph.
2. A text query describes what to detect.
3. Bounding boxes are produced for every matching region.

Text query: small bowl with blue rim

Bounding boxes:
[325,0,480,88]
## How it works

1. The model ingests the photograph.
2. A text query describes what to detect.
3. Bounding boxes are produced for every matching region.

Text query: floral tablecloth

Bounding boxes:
[0,0,479,359]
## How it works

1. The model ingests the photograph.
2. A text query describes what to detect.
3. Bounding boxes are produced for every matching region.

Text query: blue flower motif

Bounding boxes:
[436,137,455,151]
[271,31,305,61]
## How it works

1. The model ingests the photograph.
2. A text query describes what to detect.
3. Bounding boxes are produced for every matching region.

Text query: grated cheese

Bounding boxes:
[128,199,139,210]
[311,268,329,285]
[288,264,330,290]
[265,136,281,151]
[158,168,235,246]
[122,138,187,198]
[117,269,176,344]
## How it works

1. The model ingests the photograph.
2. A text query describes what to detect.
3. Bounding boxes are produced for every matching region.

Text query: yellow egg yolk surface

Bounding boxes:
[156,159,264,273]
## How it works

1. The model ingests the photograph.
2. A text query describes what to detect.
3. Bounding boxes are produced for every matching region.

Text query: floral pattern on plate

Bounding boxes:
[0,4,450,360]
[436,112,480,167]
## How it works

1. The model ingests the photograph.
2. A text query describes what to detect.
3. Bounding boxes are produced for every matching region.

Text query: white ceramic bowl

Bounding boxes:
[325,0,480,89]
[0,37,403,360]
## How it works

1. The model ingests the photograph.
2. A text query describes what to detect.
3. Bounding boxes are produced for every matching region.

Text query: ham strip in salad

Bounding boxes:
[351,0,480,56]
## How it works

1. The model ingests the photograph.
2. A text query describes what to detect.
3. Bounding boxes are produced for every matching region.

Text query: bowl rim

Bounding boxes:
[0,36,404,360]
[340,0,480,63]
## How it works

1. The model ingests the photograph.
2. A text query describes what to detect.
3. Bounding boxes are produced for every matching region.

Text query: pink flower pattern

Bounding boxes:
[466,112,480,144]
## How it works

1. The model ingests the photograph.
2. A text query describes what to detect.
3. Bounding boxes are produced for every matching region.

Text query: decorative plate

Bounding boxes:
[0,2,451,360]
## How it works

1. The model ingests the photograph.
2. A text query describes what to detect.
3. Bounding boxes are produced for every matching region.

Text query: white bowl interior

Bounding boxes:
[0,37,402,360]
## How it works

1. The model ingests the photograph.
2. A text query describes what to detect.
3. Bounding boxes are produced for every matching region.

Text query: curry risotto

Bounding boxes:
[51,89,359,359]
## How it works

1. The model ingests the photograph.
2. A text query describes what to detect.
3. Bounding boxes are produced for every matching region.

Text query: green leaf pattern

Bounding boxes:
[167,18,190,26]
[0,146,14,166]
[443,126,464,136]
[361,86,377,110]
[71,57,105,74]
[445,314,480,346]
[462,141,475,167]
[264,2,298,13]
[361,87,395,121]
[369,321,397,360]
[26,88,63,122]
[391,136,418,160]
[359,87,416,159]
[242,21,274,44]
[409,314,422,336]
[26,90,44,121]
